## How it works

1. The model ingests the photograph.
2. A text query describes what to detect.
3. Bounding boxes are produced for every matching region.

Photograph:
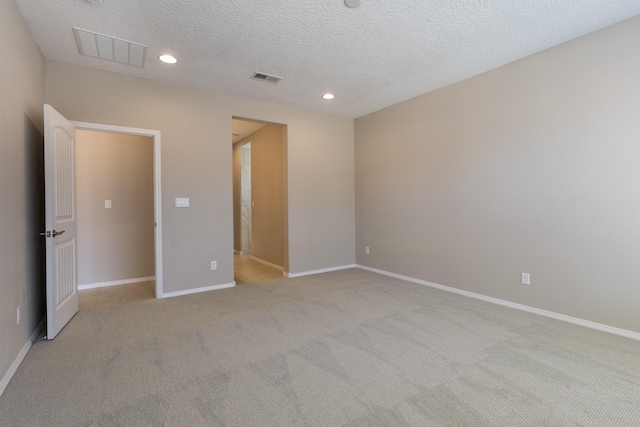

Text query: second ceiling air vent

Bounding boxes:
[251,72,283,84]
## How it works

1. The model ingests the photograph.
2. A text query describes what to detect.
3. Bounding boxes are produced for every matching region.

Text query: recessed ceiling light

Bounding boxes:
[159,54,177,64]
[323,93,335,100]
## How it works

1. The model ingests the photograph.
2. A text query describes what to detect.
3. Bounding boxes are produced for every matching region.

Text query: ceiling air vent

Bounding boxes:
[73,27,147,67]
[251,72,282,84]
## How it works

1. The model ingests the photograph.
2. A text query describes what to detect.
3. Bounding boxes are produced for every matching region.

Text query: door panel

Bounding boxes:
[44,104,78,340]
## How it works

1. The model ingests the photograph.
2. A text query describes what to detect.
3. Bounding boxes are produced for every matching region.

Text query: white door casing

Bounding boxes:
[44,104,78,339]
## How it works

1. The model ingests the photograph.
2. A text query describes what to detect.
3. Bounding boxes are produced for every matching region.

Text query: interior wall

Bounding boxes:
[355,15,640,333]
[45,60,355,292]
[0,0,46,388]
[76,130,155,286]
[233,125,285,268]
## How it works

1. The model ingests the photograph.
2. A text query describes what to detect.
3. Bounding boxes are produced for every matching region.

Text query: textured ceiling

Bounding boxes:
[15,0,640,118]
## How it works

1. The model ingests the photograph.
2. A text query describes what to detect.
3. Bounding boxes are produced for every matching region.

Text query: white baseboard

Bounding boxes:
[234,250,241,254]
[161,282,235,298]
[0,318,45,397]
[78,276,156,290]
[286,264,356,278]
[251,256,284,271]
[357,264,640,342]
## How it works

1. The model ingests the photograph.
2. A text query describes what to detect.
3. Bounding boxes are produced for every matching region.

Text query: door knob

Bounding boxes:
[52,230,65,237]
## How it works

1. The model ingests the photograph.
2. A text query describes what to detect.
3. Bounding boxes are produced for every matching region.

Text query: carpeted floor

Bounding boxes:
[1,268,639,426]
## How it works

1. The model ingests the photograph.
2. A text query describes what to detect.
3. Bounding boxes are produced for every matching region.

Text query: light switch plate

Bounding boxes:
[175,197,190,208]
[105,200,112,209]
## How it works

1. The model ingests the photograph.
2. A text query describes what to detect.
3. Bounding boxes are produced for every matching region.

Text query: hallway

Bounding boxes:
[234,253,283,284]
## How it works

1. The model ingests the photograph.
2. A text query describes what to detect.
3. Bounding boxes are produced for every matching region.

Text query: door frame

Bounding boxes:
[232,117,289,274]
[72,121,164,298]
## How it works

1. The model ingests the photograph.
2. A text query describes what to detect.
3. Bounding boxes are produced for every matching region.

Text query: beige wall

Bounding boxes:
[233,125,285,268]
[45,60,355,291]
[355,16,640,333]
[76,130,155,285]
[0,0,46,388]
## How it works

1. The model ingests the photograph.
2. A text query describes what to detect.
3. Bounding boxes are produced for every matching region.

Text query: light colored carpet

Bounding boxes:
[1,268,639,426]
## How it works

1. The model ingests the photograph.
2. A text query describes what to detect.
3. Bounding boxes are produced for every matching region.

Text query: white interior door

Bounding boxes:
[44,104,78,340]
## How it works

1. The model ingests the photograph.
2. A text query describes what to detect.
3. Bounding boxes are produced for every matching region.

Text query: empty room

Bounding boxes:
[1,0,639,425]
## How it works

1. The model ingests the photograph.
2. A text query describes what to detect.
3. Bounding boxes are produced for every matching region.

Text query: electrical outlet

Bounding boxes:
[16,306,21,325]
[365,246,370,255]
[210,261,217,271]
[522,273,530,286]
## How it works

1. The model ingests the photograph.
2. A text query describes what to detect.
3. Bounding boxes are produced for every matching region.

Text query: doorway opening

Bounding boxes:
[72,121,163,297]
[232,117,288,284]
[75,130,155,307]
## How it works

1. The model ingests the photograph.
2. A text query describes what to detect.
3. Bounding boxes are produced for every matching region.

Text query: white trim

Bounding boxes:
[78,276,156,290]
[234,249,241,254]
[285,264,356,278]
[71,121,163,299]
[161,282,235,298]
[0,318,45,397]
[357,265,640,342]
[251,256,284,271]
